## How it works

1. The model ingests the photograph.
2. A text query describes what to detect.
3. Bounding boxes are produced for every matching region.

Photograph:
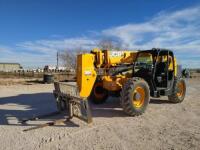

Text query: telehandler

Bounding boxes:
[53,48,186,123]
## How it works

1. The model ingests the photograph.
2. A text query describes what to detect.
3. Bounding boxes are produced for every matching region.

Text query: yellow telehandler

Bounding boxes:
[53,48,186,123]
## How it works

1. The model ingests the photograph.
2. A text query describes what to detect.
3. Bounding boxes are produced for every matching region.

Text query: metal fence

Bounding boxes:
[0,71,76,81]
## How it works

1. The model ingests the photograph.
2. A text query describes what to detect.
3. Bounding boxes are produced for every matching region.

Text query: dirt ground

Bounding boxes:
[0,78,199,150]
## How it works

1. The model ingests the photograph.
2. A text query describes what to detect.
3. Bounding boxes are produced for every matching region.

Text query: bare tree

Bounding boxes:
[97,39,122,50]
[98,39,114,50]
[59,47,88,69]
[59,39,123,68]
[59,50,76,69]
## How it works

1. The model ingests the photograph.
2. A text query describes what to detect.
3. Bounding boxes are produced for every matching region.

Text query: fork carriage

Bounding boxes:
[53,82,92,123]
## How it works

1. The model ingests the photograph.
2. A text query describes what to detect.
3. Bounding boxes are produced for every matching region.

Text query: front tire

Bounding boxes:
[89,81,108,104]
[120,77,150,116]
[168,78,186,103]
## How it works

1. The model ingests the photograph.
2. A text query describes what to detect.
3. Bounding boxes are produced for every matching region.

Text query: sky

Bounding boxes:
[0,0,200,68]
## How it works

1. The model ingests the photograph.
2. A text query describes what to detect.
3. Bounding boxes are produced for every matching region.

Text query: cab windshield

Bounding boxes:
[134,52,153,70]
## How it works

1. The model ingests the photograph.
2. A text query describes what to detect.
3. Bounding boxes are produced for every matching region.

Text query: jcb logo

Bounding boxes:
[110,51,123,57]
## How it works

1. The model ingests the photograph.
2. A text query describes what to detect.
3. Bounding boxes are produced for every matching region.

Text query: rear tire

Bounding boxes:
[89,81,108,104]
[168,78,186,103]
[120,77,150,116]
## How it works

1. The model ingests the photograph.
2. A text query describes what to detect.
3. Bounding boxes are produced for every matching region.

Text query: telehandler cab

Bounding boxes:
[53,48,186,123]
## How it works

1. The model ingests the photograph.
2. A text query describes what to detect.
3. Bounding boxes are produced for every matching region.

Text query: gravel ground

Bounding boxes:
[0,79,199,150]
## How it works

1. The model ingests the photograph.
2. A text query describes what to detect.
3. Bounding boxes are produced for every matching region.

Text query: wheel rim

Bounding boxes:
[177,81,185,98]
[132,86,145,108]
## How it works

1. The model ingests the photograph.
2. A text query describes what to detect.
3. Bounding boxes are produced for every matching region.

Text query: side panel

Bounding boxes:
[77,54,97,98]
[102,75,128,91]
[104,51,138,66]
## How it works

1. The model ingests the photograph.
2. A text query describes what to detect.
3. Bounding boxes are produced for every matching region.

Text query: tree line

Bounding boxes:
[59,39,123,68]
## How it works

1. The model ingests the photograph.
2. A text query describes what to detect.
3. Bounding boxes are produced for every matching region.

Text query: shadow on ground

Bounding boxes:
[0,93,173,127]
[0,93,57,126]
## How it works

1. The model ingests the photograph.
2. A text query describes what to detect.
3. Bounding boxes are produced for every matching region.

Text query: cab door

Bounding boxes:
[154,51,169,89]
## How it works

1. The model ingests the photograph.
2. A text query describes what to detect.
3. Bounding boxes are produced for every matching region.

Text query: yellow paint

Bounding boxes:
[76,48,180,99]
[174,57,177,77]
[104,50,137,66]
[91,48,138,67]
[76,54,97,98]
[102,75,128,91]
[91,48,104,67]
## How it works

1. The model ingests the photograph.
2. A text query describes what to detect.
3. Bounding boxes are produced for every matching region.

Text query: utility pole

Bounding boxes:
[56,51,59,70]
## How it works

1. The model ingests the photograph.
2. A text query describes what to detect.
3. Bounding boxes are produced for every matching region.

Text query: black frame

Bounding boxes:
[133,48,175,97]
